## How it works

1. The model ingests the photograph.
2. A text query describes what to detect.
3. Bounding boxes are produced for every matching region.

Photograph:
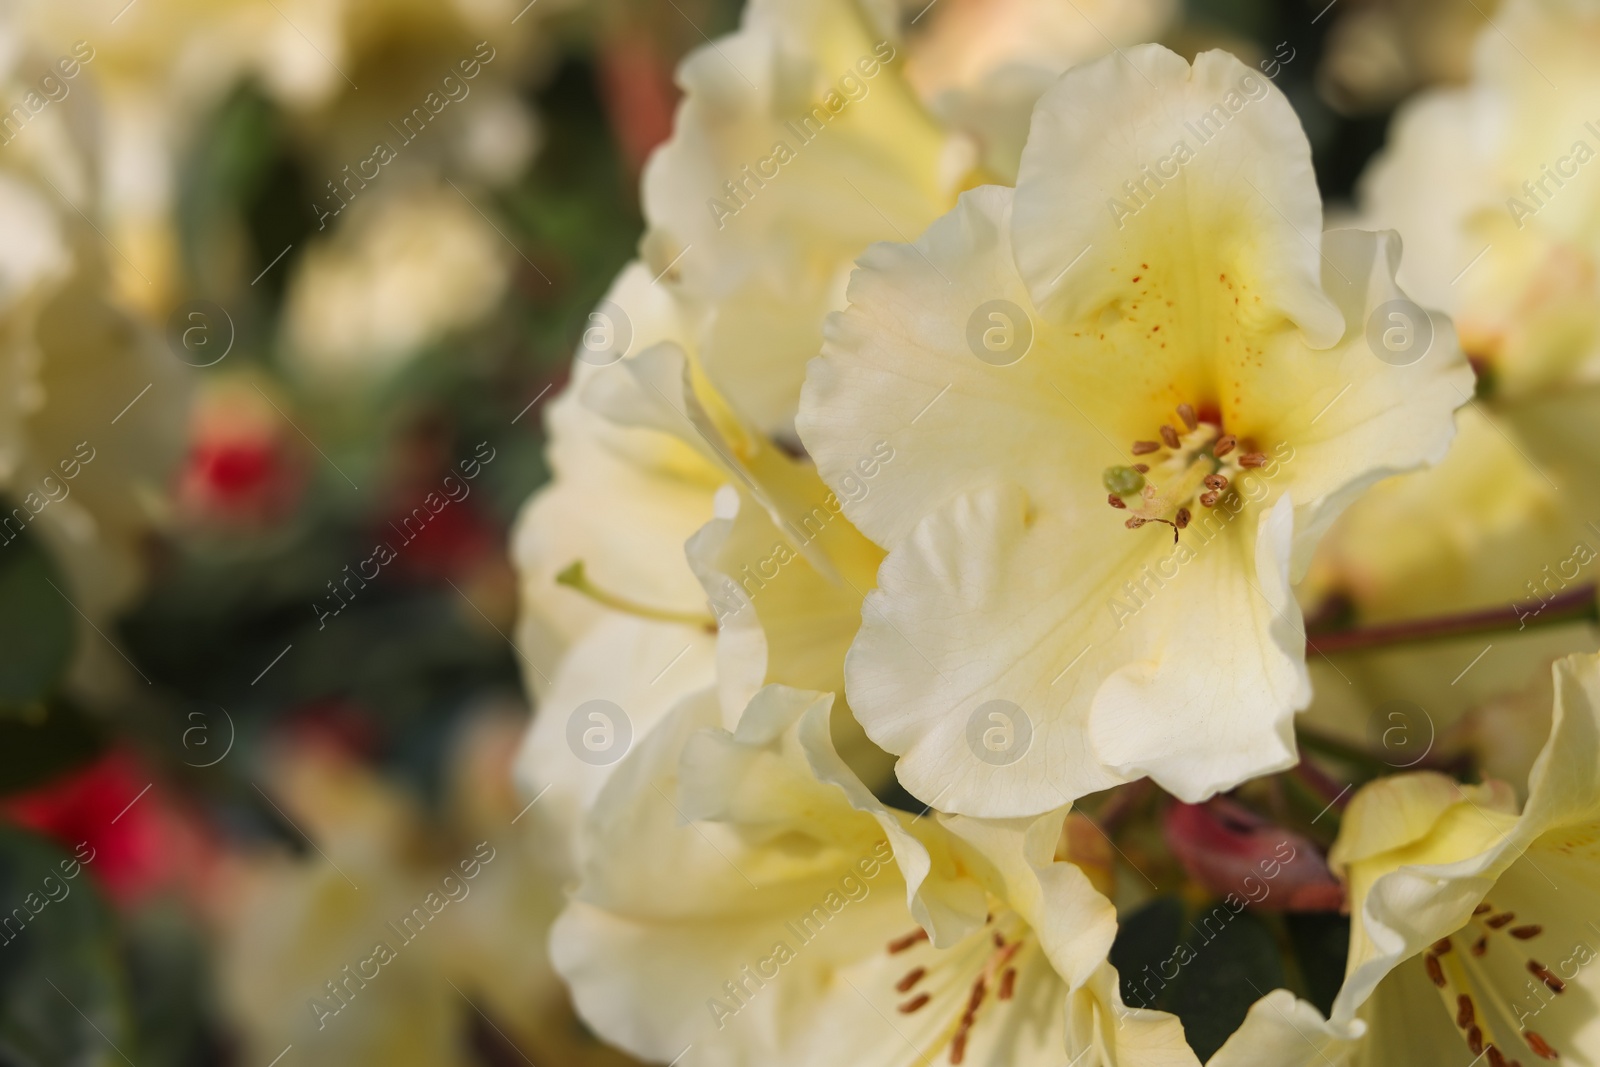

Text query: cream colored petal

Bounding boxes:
[801,184,1093,551]
[938,811,1117,989]
[1206,989,1360,1067]
[642,0,955,433]
[1267,228,1473,577]
[1012,46,1343,348]
[554,683,1070,1066]
[846,481,1305,817]
[512,614,716,875]
[1067,961,1201,1067]
[1090,493,1307,800]
[1328,773,1517,872]
[684,480,893,787]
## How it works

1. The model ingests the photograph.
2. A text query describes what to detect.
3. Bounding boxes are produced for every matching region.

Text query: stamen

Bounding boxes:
[898,993,930,1014]
[1132,463,1149,473]
[1472,936,1488,957]
[1474,903,1494,916]
[888,929,929,954]
[1435,938,1454,955]
[896,967,926,993]
[1213,434,1237,457]
[1175,508,1190,529]
[1238,451,1268,468]
[1177,403,1198,430]
[1132,440,1160,455]
[1511,925,1543,940]
[1204,474,1228,491]
[1108,495,1127,509]
[949,1029,968,1065]
[1126,517,1147,529]
[1487,1046,1509,1067]
[1468,1026,1485,1055]
[1159,424,1181,449]
[1457,994,1475,1028]
[555,561,717,630]
[1486,912,1516,930]
[1199,490,1219,508]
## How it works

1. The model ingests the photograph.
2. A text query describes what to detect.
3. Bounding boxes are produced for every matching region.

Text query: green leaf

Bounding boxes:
[1165,904,1288,1061]
[1109,895,1185,1013]
[0,519,77,710]
[0,826,133,1066]
[1285,910,1351,1016]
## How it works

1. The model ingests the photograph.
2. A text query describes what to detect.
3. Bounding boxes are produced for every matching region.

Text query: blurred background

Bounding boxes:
[0,0,1497,1063]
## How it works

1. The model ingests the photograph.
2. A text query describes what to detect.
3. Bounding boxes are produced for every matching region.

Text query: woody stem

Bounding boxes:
[1304,583,1598,655]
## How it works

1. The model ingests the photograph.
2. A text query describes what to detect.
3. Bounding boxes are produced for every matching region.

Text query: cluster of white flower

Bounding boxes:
[514,0,1600,1064]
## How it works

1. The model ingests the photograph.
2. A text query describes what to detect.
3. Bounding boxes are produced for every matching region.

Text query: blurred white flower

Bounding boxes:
[283,188,509,383]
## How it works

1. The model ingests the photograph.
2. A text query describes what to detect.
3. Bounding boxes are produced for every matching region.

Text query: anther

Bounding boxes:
[1204,474,1228,491]
[1511,925,1543,940]
[1468,1026,1484,1055]
[1426,953,1446,988]
[896,967,926,993]
[1528,960,1565,993]
[1457,994,1474,1028]
[1175,508,1190,529]
[1526,1031,1558,1060]
[1433,938,1453,955]
[1238,451,1268,468]
[1214,434,1237,457]
[1474,903,1494,916]
[888,929,929,954]
[1472,936,1488,957]
[1199,491,1220,508]
[1159,424,1181,449]
[1132,463,1149,473]
[999,968,1017,1001]
[1177,403,1198,430]
[1126,517,1147,529]
[898,993,930,1014]
[950,1029,968,1065]
[1486,912,1516,929]
[1487,1045,1508,1067]
[1132,440,1160,455]
[1109,494,1127,509]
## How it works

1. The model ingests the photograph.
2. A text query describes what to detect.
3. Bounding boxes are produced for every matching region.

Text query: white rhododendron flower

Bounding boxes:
[1221,650,1600,1066]
[799,45,1472,818]
[551,683,1198,1067]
